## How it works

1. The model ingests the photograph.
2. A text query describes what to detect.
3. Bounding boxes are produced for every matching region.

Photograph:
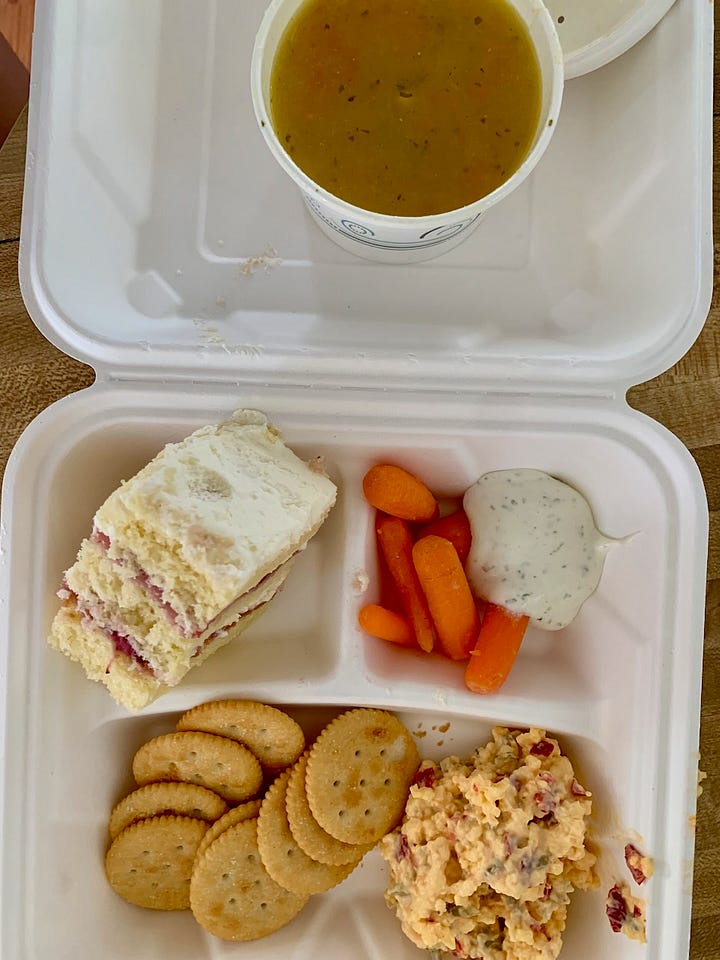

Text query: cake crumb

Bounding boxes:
[308,456,328,475]
[240,245,282,276]
[351,569,370,595]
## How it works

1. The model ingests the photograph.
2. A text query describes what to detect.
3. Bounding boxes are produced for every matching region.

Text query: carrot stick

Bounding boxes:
[377,529,405,614]
[418,511,472,564]
[412,535,480,661]
[376,516,436,652]
[358,604,416,647]
[464,604,529,694]
[363,464,438,522]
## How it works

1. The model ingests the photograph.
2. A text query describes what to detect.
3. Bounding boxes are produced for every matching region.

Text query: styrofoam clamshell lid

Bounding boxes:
[19,0,712,392]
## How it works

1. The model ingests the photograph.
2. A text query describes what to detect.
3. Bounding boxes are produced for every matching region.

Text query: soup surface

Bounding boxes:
[270,0,542,216]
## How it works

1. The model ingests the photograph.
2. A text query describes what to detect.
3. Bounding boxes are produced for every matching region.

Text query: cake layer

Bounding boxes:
[48,602,268,711]
[93,409,336,636]
[49,409,336,710]
[63,537,294,684]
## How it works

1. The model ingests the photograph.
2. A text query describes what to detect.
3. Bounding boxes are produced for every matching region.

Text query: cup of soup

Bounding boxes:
[251,0,564,263]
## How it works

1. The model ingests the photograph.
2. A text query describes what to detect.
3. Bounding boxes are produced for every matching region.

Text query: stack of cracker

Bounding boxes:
[105,700,420,941]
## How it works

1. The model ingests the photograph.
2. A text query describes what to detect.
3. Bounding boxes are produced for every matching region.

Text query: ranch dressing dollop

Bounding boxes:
[463,469,612,631]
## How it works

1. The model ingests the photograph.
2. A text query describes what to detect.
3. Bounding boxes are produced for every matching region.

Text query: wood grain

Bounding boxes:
[0,111,94,476]
[0,23,718,954]
[0,0,35,69]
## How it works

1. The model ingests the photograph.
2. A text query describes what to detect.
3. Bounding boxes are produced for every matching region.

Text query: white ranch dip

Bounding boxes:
[463,469,611,631]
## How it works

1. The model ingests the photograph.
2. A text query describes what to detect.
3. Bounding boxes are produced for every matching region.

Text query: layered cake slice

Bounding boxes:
[49,410,337,711]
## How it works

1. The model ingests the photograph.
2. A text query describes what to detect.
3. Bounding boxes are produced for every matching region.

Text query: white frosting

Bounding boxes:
[94,409,336,634]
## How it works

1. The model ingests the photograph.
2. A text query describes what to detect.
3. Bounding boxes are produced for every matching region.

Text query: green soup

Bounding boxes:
[270,0,542,217]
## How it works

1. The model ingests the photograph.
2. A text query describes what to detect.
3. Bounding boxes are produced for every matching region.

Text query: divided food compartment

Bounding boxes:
[0,1,713,959]
[0,387,708,960]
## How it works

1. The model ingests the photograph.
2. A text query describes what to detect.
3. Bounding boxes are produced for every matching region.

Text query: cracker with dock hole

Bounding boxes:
[195,799,263,861]
[105,814,208,910]
[286,752,373,865]
[257,769,359,895]
[132,731,263,804]
[109,781,228,840]
[190,818,307,940]
[305,708,419,845]
[176,699,305,773]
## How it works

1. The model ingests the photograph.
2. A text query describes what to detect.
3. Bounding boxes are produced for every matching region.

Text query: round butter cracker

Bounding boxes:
[105,814,208,911]
[305,709,419,845]
[190,819,307,940]
[286,753,372,866]
[195,799,262,861]
[109,781,228,840]
[177,699,305,772]
[132,731,263,804]
[257,769,358,895]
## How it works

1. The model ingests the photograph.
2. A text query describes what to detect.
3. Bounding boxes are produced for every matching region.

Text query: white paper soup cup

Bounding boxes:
[251,0,564,264]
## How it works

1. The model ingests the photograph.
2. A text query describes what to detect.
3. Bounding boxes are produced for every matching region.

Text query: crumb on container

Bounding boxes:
[351,569,370,595]
[307,456,328,475]
[605,882,647,942]
[240,245,282,277]
[624,843,654,885]
[697,769,707,797]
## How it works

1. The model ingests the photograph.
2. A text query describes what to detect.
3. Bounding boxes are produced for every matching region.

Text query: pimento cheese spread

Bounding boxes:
[380,727,597,960]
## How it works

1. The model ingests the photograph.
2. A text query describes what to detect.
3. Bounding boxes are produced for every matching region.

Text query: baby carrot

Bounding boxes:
[363,464,438,522]
[377,533,405,613]
[358,604,416,647]
[418,510,472,564]
[376,515,437,652]
[464,604,529,694]
[412,535,480,661]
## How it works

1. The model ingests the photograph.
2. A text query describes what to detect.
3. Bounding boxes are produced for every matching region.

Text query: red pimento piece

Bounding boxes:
[412,766,437,789]
[605,884,644,934]
[533,789,557,817]
[570,778,589,797]
[529,739,555,757]
[396,833,412,862]
[624,843,650,885]
[503,833,515,857]
[605,885,629,933]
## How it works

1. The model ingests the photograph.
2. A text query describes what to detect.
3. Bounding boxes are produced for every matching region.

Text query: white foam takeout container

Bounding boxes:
[0,1,713,959]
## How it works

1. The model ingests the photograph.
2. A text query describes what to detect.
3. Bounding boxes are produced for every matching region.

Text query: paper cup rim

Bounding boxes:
[250,0,565,228]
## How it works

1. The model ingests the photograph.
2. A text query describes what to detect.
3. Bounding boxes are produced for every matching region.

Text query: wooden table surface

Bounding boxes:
[1,52,719,956]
